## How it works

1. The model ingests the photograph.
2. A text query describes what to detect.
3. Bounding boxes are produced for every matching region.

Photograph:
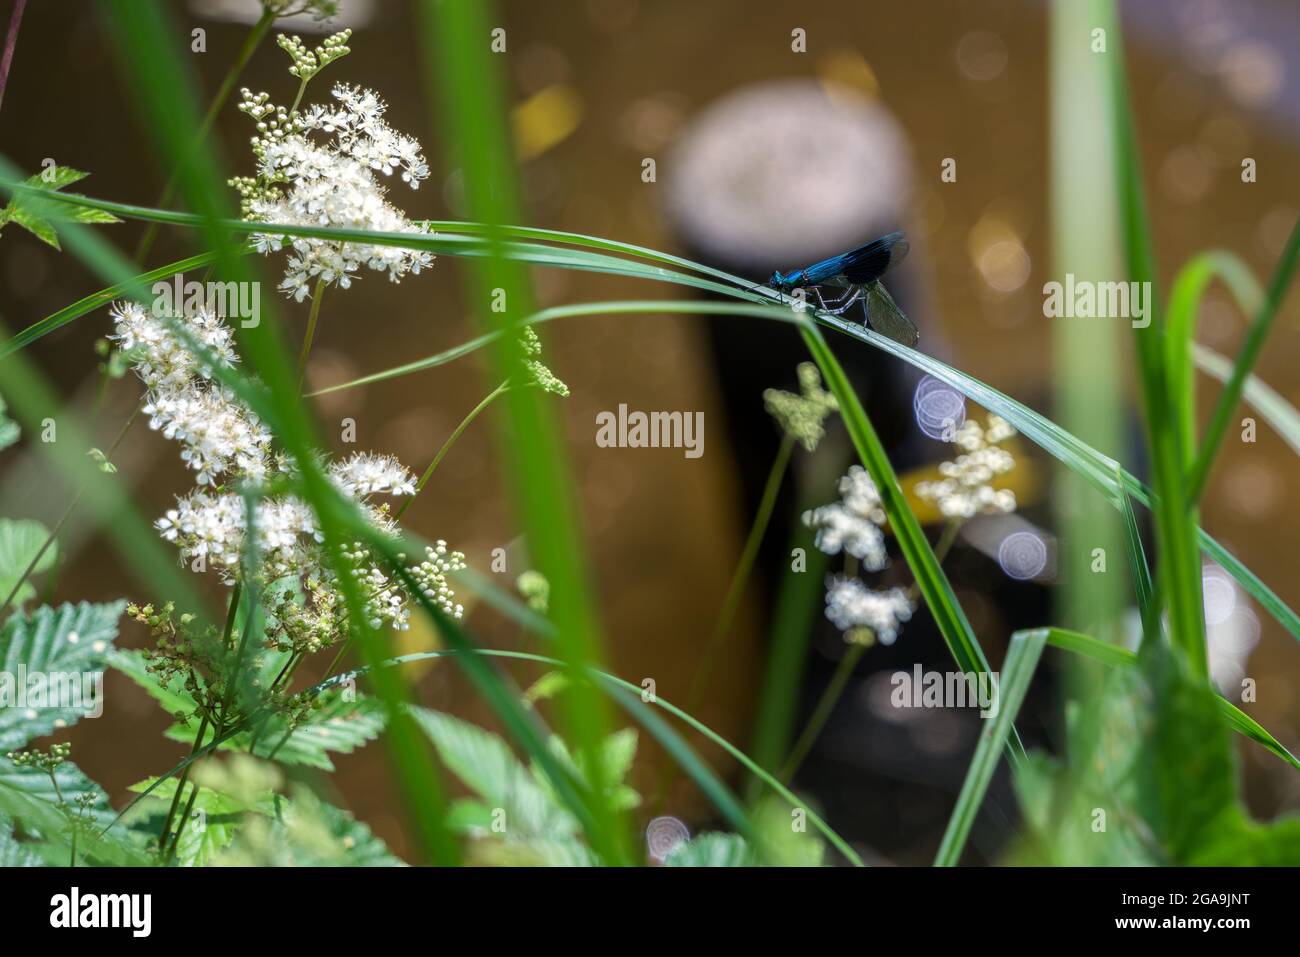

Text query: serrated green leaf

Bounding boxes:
[1,168,118,250]
[0,813,42,866]
[0,601,124,749]
[665,832,756,867]
[469,836,603,867]
[126,774,274,867]
[0,518,58,609]
[213,787,405,866]
[410,705,577,838]
[165,692,386,771]
[107,647,196,718]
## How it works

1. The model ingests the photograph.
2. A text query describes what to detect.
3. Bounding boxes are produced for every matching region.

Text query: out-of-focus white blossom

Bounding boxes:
[915,414,1018,519]
[803,465,889,569]
[823,577,915,645]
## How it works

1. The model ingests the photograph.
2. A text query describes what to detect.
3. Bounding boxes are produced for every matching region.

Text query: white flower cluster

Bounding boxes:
[232,68,434,301]
[111,299,465,655]
[111,301,272,485]
[803,465,889,570]
[915,415,1018,519]
[823,577,915,645]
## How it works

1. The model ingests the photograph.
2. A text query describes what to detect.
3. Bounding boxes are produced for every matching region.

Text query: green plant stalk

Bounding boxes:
[652,431,794,813]
[295,278,326,393]
[419,0,630,864]
[392,379,510,522]
[133,5,276,265]
[1186,217,1300,501]
[746,479,834,800]
[327,647,863,866]
[779,641,866,784]
[687,432,795,711]
[935,628,1049,866]
[1105,4,1207,675]
[1050,0,1127,650]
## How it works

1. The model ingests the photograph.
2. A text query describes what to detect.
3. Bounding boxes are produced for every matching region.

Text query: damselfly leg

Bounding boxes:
[812,286,863,315]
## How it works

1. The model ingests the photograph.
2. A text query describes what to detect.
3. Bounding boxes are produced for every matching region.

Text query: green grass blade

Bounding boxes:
[0,249,229,357]
[935,628,1048,866]
[1194,344,1300,456]
[1104,0,1206,674]
[15,189,1300,646]
[1115,473,1156,642]
[417,0,629,864]
[1187,217,1300,500]
[1039,627,1299,771]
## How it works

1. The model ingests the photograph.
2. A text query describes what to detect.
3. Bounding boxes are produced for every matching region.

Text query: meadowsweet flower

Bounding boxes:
[915,414,1018,519]
[113,296,464,656]
[823,577,915,644]
[230,35,434,301]
[329,451,416,497]
[803,465,889,570]
[763,362,838,451]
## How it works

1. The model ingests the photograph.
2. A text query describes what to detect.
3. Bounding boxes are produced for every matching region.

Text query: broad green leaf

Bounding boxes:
[665,832,755,867]
[0,600,124,749]
[0,518,58,609]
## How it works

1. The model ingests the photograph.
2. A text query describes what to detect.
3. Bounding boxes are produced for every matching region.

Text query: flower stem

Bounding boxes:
[393,380,510,521]
[159,582,242,859]
[687,432,795,712]
[779,641,866,783]
[0,0,27,116]
[295,278,327,393]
